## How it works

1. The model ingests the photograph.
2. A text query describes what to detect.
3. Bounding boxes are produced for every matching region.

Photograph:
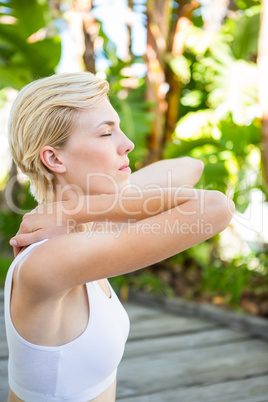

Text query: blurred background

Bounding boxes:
[0,0,267,317]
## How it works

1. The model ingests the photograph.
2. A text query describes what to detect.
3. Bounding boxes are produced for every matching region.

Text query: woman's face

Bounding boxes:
[58,98,135,196]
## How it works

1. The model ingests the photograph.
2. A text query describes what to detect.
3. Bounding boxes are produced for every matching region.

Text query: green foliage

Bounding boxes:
[0,178,38,284]
[164,114,262,212]
[0,180,37,254]
[158,2,266,308]
[110,271,174,298]
[163,4,264,215]
[169,55,191,84]
[234,0,260,10]
[129,271,174,296]
[0,0,61,89]
[110,85,155,169]
[224,5,261,60]
[0,0,61,266]
[167,239,268,309]
[199,250,267,308]
[0,256,12,287]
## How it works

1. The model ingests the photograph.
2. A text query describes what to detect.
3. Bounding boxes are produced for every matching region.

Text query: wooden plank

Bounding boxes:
[122,303,162,322]
[116,339,268,398]
[117,375,268,402]
[127,313,217,340]
[123,328,251,358]
[129,292,268,340]
[1,297,267,402]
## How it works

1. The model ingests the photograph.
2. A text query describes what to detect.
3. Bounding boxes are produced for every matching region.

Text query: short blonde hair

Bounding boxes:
[8,72,109,204]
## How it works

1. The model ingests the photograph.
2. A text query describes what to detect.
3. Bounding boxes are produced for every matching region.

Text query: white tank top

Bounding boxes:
[4,239,130,401]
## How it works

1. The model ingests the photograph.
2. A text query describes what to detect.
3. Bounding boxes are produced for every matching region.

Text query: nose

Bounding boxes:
[118,131,135,155]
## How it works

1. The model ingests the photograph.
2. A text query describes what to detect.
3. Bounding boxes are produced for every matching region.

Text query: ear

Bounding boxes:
[40,146,67,174]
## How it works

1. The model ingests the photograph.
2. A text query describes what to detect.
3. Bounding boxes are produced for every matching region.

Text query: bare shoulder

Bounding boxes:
[19,230,128,296]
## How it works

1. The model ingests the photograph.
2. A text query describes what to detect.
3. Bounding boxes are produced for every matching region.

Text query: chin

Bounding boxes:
[86,176,131,195]
[118,179,131,190]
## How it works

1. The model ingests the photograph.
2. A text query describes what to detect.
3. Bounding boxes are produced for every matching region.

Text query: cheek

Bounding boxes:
[65,139,116,173]
[90,145,116,169]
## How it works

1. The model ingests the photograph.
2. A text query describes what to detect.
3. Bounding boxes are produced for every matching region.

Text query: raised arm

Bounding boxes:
[19,189,235,299]
[10,157,204,253]
[129,157,204,189]
[10,187,195,254]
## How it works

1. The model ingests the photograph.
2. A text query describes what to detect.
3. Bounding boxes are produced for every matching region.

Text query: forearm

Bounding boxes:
[10,186,232,253]
[9,164,203,252]
[129,157,204,189]
[68,187,198,225]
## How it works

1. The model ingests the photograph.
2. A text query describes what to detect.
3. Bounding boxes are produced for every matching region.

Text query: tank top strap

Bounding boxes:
[4,239,49,315]
[11,239,49,271]
[88,279,113,300]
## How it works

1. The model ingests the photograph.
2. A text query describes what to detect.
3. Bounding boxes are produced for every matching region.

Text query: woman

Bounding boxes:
[5,72,235,401]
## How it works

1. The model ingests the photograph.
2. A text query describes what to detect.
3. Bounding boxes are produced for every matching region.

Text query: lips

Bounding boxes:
[119,163,129,170]
[119,161,131,172]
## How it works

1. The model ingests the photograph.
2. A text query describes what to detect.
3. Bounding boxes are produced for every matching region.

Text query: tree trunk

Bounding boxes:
[145,0,198,163]
[258,0,268,189]
[68,0,99,72]
[164,1,199,145]
[145,0,173,164]
[126,0,134,61]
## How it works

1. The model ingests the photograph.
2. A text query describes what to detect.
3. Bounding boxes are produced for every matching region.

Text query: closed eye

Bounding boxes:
[101,133,112,137]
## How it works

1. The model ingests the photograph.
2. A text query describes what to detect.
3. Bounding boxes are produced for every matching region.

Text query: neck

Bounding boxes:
[52,183,86,203]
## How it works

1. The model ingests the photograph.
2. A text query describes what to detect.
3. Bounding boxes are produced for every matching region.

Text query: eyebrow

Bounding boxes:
[96,120,116,128]
[96,119,120,128]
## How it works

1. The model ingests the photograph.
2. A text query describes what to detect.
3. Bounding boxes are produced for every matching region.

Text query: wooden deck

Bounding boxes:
[1,291,268,402]
[116,302,268,401]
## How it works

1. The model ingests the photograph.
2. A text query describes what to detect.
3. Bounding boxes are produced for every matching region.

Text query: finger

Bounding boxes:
[20,214,40,233]
[19,219,31,232]
[9,231,43,248]
[11,230,20,258]
[13,245,22,258]
[23,208,38,219]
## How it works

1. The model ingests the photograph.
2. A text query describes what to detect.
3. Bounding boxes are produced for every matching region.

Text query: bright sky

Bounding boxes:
[57,0,147,73]
[92,0,147,58]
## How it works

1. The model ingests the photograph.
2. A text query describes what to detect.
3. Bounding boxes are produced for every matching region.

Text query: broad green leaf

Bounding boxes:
[0,0,61,88]
[230,5,261,60]
[181,90,204,108]
[163,138,225,159]
[24,37,61,77]
[169,55,191,84]
[3,0,51,38]
[174,109,219,140]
